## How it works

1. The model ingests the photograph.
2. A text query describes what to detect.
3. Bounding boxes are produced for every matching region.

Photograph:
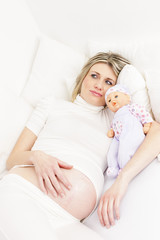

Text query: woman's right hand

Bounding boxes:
[31,150,73,198]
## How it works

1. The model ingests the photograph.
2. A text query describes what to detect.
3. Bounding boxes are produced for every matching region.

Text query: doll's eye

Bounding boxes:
[115,95,118,98]
[108,99,111,102]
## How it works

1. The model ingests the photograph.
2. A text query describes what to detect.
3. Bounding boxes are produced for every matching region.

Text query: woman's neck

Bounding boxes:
[74,94,104,113]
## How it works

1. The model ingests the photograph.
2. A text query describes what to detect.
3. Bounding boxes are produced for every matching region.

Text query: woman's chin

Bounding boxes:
[89,97,105,107]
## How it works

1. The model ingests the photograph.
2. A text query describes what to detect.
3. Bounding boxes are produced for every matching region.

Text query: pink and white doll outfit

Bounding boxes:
[105,84,153,178]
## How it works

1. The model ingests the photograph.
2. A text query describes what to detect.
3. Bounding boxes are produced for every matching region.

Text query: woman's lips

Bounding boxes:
[90,90,102,97]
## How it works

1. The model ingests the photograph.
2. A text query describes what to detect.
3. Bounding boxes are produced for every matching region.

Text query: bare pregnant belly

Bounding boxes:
[8,167,97,220]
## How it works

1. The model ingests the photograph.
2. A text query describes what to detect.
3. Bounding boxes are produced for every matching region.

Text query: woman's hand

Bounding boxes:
[97,173,128,228]
[31,150,73,198]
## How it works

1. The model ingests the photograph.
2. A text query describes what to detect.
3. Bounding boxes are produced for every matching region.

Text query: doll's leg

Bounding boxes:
[118,128,145,169]
[107,137,120,178]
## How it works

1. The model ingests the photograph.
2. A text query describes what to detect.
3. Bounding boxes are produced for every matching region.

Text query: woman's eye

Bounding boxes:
[91,74,97,78]
[115,95,118,98]
[105,80,112,85]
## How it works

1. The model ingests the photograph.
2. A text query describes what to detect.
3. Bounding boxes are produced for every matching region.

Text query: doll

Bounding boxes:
[105,84,153,178]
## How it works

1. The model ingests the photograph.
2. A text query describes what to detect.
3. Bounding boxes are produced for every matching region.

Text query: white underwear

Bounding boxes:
[0,174,79,240]
[0,174,104,240]
[12,163,104,207]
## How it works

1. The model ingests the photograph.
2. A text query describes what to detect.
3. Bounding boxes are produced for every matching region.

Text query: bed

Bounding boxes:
[0,1,160,239]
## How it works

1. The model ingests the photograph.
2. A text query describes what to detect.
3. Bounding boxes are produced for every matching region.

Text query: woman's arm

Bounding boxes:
[6,127,73,197]
[98,121,160,228]
[6,127,38,169]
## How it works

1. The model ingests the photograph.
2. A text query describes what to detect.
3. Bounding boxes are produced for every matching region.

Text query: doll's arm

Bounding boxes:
[143,122,152,134]
[107,128,115,138]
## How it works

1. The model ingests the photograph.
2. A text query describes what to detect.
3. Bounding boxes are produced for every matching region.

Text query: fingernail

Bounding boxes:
[68,185,72,190]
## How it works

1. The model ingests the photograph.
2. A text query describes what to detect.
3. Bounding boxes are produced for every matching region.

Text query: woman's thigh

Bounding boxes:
[55,222,104,240]
[0,189,59,240]
[0,182,103,240]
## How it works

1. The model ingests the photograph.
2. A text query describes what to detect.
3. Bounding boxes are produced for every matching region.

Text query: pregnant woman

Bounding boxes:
[0,52,160,239]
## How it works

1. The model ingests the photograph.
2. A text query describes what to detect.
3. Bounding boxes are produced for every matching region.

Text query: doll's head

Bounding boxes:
[105,84,131,112]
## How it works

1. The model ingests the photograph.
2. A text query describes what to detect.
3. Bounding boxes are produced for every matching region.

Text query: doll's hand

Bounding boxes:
[143,122,152,135]
[107,128,115,138]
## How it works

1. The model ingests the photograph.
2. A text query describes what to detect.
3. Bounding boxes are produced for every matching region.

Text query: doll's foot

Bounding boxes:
[118,169,122,175]
[107,167,119,178]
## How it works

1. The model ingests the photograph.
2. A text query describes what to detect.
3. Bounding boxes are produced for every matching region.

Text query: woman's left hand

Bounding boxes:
[97,174,128,228]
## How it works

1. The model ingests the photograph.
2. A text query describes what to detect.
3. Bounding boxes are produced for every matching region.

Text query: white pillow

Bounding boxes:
[0,0,39,96]
[144,69,160,122]
[22,35,86,107]
[0,85,33,155]
[87,39,160,74]
[117,64,152,116]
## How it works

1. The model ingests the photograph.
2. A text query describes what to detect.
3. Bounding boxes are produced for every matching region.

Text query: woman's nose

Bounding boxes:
[94,81,103,90]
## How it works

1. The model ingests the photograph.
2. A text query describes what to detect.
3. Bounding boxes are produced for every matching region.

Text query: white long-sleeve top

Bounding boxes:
[26,94,111,200]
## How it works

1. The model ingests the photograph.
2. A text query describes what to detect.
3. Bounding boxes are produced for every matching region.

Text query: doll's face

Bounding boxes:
[106,91,130,112]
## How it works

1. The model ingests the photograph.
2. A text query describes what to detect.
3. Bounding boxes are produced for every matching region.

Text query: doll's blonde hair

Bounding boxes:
[71,52,130,102]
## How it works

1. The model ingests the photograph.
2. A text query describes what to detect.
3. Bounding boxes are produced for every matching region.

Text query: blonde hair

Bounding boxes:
[71,52,130,102]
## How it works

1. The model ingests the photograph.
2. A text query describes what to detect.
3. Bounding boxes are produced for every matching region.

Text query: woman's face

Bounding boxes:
[80,63,117,106]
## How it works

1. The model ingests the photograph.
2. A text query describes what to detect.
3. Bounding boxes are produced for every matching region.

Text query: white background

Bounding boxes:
[26,0,160,52]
